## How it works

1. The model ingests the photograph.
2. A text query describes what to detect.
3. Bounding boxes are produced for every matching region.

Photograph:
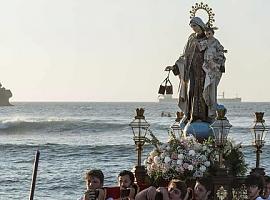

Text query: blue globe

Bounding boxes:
[183,121,213,143]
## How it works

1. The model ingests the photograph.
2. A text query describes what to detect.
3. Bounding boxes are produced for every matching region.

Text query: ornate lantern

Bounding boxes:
[130,108,150,156]
[170,111,184,138]
[129,108,150,187]
[210,106,232,168]
[250,112,268,172]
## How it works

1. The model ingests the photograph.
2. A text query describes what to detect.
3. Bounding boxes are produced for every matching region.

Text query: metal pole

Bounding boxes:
[219,148,223,168]
[256,148,261,168]
[29,150,40,200]
[137,143,142,166]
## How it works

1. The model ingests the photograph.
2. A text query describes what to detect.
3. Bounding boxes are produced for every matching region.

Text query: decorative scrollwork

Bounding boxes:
[232,184,248,200]
[216,186,228,200]
[189,2,215,27]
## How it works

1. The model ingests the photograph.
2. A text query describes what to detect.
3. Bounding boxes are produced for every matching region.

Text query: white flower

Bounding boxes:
[183,163,189,169]
[160,153,165,159]
[143,159,147,165]
[202,146,207,151]
[151,163,156,169]
[177,159,183,165]
[193,170,203,177]
[188,165,194,171]
[154,156,160,164]
[164,156,171,164]
[200,155,207,161]
[178,154,184,159]
[199,165,206,172]
[204,161,210,167]
[171,160,177,167]
[189,150,195,156]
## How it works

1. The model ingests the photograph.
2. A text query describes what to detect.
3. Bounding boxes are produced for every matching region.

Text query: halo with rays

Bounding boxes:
[189,2,215,28]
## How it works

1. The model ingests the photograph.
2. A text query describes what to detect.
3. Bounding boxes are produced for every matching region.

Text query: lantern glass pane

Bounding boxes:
[210,119,232,145]
[130,118,149,142]
[251,121,268,145]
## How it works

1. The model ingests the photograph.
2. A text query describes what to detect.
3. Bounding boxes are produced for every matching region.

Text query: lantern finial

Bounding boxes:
[135,108,145,119]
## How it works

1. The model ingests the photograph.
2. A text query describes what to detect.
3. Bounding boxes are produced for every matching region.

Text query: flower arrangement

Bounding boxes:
[145,130,247,184]
[145,131,212,183]
[208,139,248,176]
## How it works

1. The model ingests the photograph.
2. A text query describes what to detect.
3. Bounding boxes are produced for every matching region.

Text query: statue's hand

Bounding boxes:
[165,66,173,71]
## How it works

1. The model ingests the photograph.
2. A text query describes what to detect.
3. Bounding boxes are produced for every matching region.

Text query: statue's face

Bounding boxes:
[190,23,203,34]
[205,30,214,39]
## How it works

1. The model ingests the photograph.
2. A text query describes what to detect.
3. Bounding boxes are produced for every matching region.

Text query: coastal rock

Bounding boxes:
[0,83,13,106]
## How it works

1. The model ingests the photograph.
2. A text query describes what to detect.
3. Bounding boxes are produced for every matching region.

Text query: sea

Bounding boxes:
[1,102,270,200]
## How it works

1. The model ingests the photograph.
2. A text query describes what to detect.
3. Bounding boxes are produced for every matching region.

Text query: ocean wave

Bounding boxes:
[0,118,129,133]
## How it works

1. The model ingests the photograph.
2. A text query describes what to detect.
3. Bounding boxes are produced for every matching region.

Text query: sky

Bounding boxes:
[0,0,269,102]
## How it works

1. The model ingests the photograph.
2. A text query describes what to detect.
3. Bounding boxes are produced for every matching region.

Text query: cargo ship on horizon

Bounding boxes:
[217,92,241,103]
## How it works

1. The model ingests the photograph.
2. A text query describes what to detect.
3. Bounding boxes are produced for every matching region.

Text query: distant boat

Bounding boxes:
[217,92,241,103]
[0,82,13,106]
[158,94,177,103]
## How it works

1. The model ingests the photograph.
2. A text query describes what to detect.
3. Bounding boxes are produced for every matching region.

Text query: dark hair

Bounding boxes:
[169,179,187,199]
[246,174,265,196]
[118,170,135,184]
[85,169,104,185]
[265,176,270,184]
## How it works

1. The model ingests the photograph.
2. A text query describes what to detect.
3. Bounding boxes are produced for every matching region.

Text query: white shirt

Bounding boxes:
[264,195,270,200]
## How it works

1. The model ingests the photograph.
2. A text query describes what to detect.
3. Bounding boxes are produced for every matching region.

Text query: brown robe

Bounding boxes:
[173,33,209,123]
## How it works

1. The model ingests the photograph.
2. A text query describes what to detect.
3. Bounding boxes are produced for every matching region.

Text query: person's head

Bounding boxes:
[193,177,212,200]
[85,169,104,190]
[246,174,265,200]
[189,17,205,34]
[264,176,270,198]
[204,27,215,39]
[118,170,135,189]
[167,179,187,200]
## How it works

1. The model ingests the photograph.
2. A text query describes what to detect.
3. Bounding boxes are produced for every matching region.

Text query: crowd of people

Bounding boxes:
[77,169,270,200]
[78,169,138,200]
